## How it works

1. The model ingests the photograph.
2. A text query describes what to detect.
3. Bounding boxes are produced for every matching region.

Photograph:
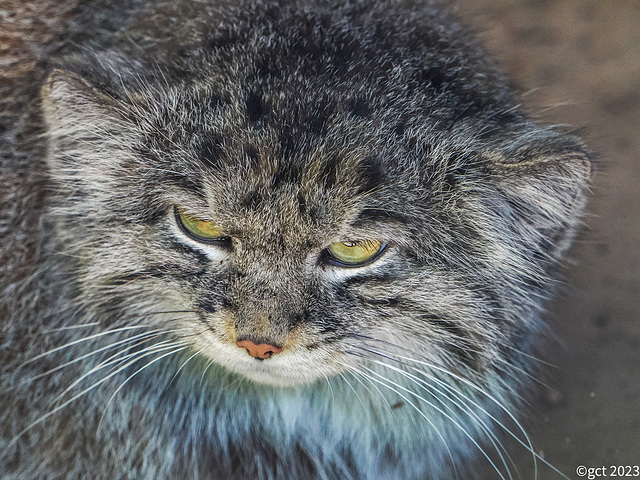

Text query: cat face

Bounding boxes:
[41,23,589,390]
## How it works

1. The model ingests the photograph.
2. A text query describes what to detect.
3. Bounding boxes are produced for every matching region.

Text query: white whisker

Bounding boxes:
[20,325,155,367]
[357,344,569,480]
[11,341,188,446]
[199,359,216,386]
[29,329,164,381]
[97,345,189,431]
[167,349,202,387]
[364,357,515,480]
[342,363,462,480]
[344,366,395,413]
[337,371,369,415]
[53,338,183,403]
[355,363,508,480]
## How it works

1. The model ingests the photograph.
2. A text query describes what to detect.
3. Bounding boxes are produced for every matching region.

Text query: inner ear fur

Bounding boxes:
[41,68,119,124]
[41,69,135,176]
[490,133,591,204]
[484,133,592,258]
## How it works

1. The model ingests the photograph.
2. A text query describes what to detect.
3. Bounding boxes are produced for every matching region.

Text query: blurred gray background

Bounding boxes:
[455,1,640,478]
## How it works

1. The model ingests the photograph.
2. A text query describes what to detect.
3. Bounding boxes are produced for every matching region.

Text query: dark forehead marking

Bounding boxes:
[240,188,264,211]
[320,155,341,189]
[416,66,448,93]
[305,111,330,137]
[357,155,387,194]
[245,91,265,123]
[348,97,371,118]
[297,193,307,215]
[393,122,406,136]
[242,144,260,169]
[348,208,411,231]
[208,27,238,50]
[197,135,225,171]
[272,161,302,188]
[301,98,333,136]
[134,143,205,197]
[278,128,298,156]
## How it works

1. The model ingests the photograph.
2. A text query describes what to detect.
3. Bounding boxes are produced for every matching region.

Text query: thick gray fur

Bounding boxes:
[0,0,590,478]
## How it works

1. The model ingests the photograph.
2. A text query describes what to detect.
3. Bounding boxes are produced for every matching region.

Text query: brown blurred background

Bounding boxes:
[454,1,640,478]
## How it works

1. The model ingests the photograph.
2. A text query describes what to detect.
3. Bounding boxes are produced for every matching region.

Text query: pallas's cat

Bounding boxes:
[0,0,590,478]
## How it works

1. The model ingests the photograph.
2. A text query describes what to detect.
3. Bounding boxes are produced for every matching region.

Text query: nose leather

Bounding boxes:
[236,339,283,359]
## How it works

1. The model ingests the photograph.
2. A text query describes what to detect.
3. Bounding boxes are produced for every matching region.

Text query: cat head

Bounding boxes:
[40,4,590,388]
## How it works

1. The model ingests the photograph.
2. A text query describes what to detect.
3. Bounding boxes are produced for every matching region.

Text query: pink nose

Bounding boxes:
[236,339,283,359]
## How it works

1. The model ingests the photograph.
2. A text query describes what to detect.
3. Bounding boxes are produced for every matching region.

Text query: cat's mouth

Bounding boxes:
[193,330,346,387]
[226,351,343,387]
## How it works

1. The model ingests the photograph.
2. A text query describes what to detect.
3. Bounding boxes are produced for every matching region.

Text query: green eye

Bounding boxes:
[175,208,228,244]
[327,240,385,266]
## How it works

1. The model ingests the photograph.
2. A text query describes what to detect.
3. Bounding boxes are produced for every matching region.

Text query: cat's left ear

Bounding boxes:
[485,133,592,258]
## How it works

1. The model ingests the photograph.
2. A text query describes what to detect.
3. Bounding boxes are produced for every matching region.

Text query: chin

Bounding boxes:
[236,368,317,387]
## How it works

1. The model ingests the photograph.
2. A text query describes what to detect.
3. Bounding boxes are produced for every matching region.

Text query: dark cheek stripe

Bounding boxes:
[168,241,211,268]
[107,268,167,286]
[421,314,482,371]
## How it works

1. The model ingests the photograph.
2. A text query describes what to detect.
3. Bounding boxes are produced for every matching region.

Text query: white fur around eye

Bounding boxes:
[321,247,391,282]
[170,214,231,262]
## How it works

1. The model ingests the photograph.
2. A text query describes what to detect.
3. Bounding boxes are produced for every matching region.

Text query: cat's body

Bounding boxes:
[0,1,590,478]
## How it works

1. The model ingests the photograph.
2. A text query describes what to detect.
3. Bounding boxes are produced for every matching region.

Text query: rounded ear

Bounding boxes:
[485,133,592,259]
[41,69,136,191]
[41,68,120,131]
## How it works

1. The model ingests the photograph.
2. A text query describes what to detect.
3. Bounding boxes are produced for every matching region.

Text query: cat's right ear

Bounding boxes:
[41,69,135,181]
[41,68,121,133]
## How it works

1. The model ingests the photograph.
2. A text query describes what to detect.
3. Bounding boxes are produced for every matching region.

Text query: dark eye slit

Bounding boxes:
[320,243,388,269]
[173,206,233,249]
